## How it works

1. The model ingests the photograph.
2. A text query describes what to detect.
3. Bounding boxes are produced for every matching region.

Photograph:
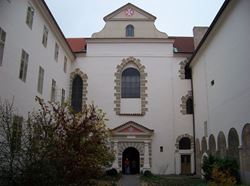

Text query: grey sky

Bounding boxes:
[44,0,224,38]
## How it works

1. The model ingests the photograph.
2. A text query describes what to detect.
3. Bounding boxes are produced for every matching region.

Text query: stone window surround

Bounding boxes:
[178,59,189,80]
[114,56,148,115]
[175,133,194,150]
[180,90,193,115]
[69,68,88,109]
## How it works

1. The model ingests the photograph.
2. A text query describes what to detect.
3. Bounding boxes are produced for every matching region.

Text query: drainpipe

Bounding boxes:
[190,68,197,175]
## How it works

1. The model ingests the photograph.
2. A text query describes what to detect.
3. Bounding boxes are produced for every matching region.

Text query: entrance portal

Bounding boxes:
[122,147,140,174]
[181,154,191,174]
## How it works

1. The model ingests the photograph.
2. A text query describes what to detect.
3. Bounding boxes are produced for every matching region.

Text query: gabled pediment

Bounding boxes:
[104,3,156,22]
[111,121,154,136]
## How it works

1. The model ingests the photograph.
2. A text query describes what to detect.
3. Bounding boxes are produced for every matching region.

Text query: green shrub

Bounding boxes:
[143,170,152,177]
[106,168,118,177]
[209,166,236,186]
[202,155,240,184]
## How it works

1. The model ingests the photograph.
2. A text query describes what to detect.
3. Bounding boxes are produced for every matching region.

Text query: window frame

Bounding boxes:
[71,75,83,112]
[42,25,48,47]
[54,42,59,61]
[37,66,44,94]
[61,88,65,104]
[51,79,56,102]
[26,4,34,29]
[179,137,191,150]
[63,56,67,73]
[0,27,6,66]
[19,49,29,82]
[186,97,193,114]
[12,115,23,152]
[126,25,134,37]
[121,67,140,98]
[185,65,192,79]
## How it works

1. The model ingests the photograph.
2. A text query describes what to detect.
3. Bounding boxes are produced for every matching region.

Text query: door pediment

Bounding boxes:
[111,121,154,137]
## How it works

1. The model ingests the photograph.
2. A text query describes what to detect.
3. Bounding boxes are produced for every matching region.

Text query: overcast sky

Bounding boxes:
[44,0,224,38]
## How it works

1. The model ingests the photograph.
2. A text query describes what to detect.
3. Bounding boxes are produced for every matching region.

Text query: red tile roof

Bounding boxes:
[171,37,194,53]
[66,37,194,54]
[66,38,86,53]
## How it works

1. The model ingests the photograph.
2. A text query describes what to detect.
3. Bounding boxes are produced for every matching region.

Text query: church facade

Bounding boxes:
[0,0,249,182]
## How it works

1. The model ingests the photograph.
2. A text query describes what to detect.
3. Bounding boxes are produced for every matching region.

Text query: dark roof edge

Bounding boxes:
[188,0,231,66]
[40,0,75,58]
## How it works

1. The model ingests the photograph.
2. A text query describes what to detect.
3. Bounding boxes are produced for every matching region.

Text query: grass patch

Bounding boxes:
[141,174,206,186]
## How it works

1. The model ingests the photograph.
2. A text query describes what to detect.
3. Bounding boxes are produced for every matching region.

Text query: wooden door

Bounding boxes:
[181,154,191,174]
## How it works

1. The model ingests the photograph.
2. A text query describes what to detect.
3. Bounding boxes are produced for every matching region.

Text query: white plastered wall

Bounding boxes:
[73,40,193,174]
[191,0,250,148]
[0,0,73,117]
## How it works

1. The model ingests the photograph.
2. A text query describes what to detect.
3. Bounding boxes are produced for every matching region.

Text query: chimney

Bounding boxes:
[193,27,208,49]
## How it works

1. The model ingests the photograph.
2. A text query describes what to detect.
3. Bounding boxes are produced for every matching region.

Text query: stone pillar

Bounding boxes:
[143,140,150,171]
[112,141,119,170]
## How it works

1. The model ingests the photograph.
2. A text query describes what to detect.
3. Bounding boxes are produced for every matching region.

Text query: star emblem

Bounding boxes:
[125,8,134,17]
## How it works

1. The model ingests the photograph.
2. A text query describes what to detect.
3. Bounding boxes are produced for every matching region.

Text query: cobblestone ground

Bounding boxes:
[120,175,140,186]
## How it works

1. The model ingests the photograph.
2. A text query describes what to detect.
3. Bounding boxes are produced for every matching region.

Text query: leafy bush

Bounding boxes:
[106,168,118,176]
[202,155,239,184]
[209,166,236,186]
[143,170,153,177]
[0,97,115,186]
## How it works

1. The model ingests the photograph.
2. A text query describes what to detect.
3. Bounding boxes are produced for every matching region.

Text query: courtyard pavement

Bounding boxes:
[120,175,140,186]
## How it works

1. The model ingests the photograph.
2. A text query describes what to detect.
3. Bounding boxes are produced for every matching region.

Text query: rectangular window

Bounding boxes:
[61,88,65,104]
[63,56,67,73]
[160,146,163,152]
[37,66,44,94]
[51,79,56,102]
[54,43,59,61]
[42,26,48,47]
[19,49,29,82]
[26,4,34,29]
[12,115,23,152]
[0,27,6,66]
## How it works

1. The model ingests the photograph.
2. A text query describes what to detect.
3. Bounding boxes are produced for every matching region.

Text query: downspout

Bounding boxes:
[190,68,197,175]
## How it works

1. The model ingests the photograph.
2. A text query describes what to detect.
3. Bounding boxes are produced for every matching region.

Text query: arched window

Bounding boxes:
[186,97,193,114]
[71,75,83,112]
[185,65,192,79]
[121,68,140,98]
[126,25,134,37]
[179,137,191,149]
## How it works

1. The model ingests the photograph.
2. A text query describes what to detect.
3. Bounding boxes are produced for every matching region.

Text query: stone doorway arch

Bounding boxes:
[110,121,153,173]
[122,147,140,174]
[175,134,194,174]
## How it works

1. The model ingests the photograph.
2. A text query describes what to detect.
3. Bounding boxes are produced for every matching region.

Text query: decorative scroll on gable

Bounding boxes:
[92,3,168,38]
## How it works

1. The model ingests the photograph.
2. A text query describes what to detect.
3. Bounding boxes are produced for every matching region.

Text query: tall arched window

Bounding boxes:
[186,97,193,114]
[121,68,140,98]
[71,75,83,112]
[126,25,134,37]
